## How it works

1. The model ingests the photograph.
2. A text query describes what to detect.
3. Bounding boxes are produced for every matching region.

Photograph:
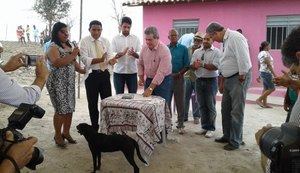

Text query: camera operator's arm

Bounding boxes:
[0,131,37,173]
[0,56,48,107]
[31,57,48,90]
[255,124,272,173]
[0,53,26,72]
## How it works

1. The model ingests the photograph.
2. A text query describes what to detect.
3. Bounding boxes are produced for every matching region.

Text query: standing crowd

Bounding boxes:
[1,14,300,173]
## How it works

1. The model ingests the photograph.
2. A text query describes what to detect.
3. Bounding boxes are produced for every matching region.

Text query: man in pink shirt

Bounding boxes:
[137,26,172,108]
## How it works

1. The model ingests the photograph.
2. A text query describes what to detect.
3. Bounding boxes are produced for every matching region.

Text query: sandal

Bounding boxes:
[62,134,77,144]
[54,136,66,148]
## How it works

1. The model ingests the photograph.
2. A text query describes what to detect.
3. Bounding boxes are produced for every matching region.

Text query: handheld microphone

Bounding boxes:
[72,41,81,56]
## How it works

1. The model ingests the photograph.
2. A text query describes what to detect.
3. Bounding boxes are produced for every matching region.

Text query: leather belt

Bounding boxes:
[92,69,107,73]
[224,72,239,79]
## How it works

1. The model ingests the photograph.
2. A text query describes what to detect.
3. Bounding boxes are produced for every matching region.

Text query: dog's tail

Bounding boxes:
[133,140,148,165]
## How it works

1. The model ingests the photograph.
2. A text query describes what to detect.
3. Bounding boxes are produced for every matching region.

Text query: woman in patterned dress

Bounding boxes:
[46,22,85,148]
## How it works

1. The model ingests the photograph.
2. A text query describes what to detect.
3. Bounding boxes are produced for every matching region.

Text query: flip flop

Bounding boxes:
[256,99,264,108]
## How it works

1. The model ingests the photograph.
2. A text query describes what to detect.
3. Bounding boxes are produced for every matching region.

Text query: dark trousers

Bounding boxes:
[85,70,112,131]
[113,72,138,94]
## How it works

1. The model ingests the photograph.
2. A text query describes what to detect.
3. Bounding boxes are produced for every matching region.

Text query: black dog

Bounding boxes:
[77,123,148,173]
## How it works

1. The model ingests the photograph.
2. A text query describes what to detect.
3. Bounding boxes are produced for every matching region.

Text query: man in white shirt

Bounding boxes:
[191,34,221,138]
[0,53,48,106]
[206,22,252,151]
[79,20,115,131]
[111,16,141,94]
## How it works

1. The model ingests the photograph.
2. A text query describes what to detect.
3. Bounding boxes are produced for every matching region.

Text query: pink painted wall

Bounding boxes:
[142,0,300,86]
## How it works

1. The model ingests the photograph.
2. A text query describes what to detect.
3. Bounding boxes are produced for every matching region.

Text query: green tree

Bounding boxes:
[33,0,71,37]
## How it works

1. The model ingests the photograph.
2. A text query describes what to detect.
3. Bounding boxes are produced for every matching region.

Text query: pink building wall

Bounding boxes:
[142,0,300,86]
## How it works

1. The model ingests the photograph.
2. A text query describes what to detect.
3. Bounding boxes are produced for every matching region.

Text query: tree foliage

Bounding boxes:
[33,0,71,37]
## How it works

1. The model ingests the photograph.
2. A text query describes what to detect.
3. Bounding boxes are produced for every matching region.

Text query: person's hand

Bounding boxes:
[256,77,261,83]
[115,47,129,59]
[71,47,80,60]
[142,87,152,97]
[283,103,290,112]
[173,72,181,79]
[255,124,272,145]
[193,60,201,69]
[239,74,245,83]
[4,131,38,170]
[272,70,291,86]
[1,53,26,72]
[218,75,224,94]
[108,58,117,65]
[100,52,107,62]
[138,78,144,86]
[127,47,134,56]
[35,56,49,81]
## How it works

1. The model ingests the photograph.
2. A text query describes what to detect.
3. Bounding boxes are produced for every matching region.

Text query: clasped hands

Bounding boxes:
[273,70,300,91]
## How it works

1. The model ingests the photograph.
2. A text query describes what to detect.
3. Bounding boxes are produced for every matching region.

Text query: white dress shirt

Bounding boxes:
[220,29,252,77]
[0,68,41,107]
[111,33,141,74]
[79,35,114,80]
[191,46,221,78]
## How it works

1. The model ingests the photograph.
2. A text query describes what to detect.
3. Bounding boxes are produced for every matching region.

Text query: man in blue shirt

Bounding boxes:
[168,28,190,134]
[178,32,194,48]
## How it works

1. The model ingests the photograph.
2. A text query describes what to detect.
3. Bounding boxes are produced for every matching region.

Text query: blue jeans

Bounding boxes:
[196,77,218,131]
[260,71,275,90]
[184,80,200,119]
[113,73,138,94]
[221,70,252,148]
[145,74,173,110]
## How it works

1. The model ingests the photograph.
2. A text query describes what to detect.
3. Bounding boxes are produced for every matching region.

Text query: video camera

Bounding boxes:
[259,122,300,173]
[0,103,45,170]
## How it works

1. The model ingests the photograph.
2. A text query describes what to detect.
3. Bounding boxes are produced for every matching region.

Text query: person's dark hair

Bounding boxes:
[144,26,159,39]
[121,16,132,25]
[281,26,300,67]
[206,22,224,34]
[51,22,71,49]
[89,20,102,30]
[236,29,243,34]
[259,41,270,52]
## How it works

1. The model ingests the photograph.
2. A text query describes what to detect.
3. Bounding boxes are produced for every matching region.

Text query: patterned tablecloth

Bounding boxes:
[99,94,172,156]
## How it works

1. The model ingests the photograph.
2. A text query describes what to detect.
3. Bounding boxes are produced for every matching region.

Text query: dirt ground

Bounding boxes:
[0,41,287,173]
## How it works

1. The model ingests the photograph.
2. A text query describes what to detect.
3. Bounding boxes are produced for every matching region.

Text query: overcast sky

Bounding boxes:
[0,0,143,42]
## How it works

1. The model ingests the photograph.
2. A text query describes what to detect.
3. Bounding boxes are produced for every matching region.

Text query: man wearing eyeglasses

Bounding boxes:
[206,22,252,151]
[191,34,221,138]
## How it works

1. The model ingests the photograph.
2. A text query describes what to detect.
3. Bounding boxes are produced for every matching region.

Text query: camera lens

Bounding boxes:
[26,147,44,170]
[259,127,282,160]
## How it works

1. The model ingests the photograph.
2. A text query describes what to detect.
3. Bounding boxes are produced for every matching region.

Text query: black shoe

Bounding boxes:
[223,144,239,151]
[184,119,188,122]
[215,137,229,143]
[241,141,245,145]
